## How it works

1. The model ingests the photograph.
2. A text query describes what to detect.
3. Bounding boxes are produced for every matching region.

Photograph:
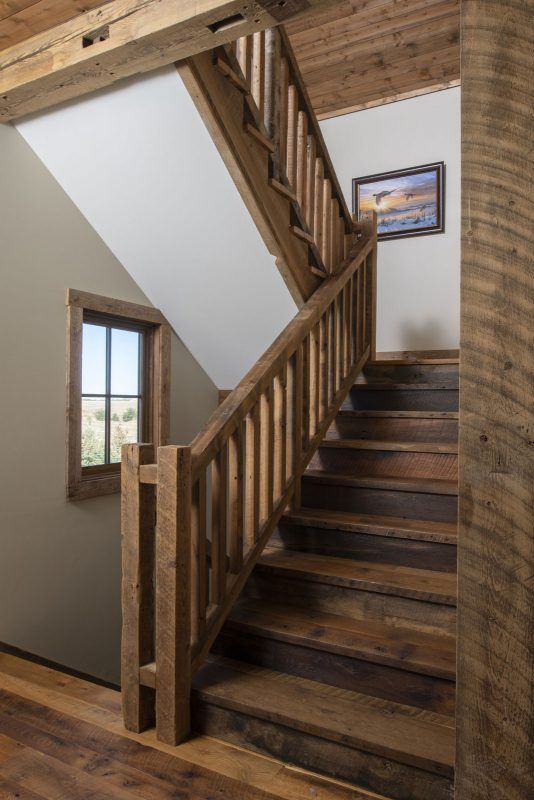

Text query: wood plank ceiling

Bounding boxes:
[0,0,460,120]
[0,0,114,50]
[286,0,461,119]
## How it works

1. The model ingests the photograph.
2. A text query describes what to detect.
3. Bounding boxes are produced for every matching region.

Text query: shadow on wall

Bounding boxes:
[398,320,452,352]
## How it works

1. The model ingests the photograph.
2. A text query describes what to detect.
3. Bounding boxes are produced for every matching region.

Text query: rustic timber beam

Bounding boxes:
[0,0,340,122]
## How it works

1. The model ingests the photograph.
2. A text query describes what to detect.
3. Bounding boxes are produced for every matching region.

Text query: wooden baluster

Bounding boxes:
[244,411,256,553]
[228,424,244,573]
[264,27,281,167]
[334,295,342,393]
[122,443,155,734]
[365,213,378,359]
[314,158,324,266]
[322,179,332,271]
[327,302,335,406]
[343,282,351,380]
[306,135,316,237]
[210,448,227,606]
[302,334,311,452]
[267,379,275,515]
[191,472,207,644]
[352,270,360,360]
[252,402,261,540]
[330,198,338,271]
[273,370,287,501]
[236,36,251,83]
[251,30,265,118]
[360,260,366,359]
[318,313,328,423]
[307,327,318,440]
[292,346,303,508]
[296,111,308,213]
[155,445,191,745]
[348,275,355,368]
[337,288,345,387]
[278,56,289,181]
[286,84,298,190]
[259,389,270,524]
[285,356,295,487]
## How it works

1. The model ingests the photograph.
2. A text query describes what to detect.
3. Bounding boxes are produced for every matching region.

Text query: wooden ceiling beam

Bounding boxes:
[0,0,341,122]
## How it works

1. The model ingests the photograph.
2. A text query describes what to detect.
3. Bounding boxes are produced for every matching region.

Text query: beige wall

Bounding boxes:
[0,123,218,683]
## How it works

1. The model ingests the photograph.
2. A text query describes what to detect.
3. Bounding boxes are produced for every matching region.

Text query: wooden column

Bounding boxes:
[121,443,156,733]
[155,445,192,745]
[456,3,534,800]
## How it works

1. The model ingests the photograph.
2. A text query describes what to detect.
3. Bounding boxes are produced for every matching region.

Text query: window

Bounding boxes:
[66,290,170,500]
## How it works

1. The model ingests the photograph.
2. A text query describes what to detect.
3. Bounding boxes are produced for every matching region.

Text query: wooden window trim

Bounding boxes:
[66,289,171,501]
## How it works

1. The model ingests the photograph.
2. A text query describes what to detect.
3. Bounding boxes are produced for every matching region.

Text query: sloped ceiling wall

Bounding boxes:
[16,65,297,388]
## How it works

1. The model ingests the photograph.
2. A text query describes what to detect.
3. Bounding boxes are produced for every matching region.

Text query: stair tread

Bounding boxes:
[303,471,459,495]
[338,410,459,419]
[351,382,459,391]
[258,548,457,605]
[320,438,458,454]
[227,598,456,679]
[282,508,458,543]
[193,655,455,776]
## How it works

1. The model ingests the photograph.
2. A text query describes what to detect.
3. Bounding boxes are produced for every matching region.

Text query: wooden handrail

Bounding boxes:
[121,213,377,746]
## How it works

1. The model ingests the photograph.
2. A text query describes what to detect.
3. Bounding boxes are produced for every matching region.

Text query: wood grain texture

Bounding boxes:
[286,0,461,118]
[0,653,384,800]
[0,0,342,121]
[456,2,534,799]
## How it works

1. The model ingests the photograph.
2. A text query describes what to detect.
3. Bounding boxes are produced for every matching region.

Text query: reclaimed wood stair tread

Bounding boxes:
[257,548,458,605]
[351,382,459,391]
[193,655,455,777]
[320,439,458,454]
[338,410,459,419]
[281,508,458,544]
[227,598,456,679]
[303,471,459,495]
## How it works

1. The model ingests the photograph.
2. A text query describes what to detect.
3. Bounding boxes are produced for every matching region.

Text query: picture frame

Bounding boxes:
[352,162,445,241]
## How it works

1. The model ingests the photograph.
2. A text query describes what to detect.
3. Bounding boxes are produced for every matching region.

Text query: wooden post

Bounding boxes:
[121,443,156,733]
[155,445,192,745]
[264,27,281,176]
[456,3,533,799]
[363,210,377,360]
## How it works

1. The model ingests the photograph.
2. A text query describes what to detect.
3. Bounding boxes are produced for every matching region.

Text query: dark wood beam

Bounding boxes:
[0,0,340,122]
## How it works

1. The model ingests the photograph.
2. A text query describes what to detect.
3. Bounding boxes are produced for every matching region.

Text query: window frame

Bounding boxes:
[66,289,171,500]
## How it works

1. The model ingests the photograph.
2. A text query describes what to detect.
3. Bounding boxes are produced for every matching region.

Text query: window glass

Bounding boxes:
[82,323,106,394]
[111,328,140,395]
[110,398,140,463]
[81,397,106,466]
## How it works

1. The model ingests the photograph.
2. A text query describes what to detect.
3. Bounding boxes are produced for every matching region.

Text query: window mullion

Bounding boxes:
[105,326,112,464]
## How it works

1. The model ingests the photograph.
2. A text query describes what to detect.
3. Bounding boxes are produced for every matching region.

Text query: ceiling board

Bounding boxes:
[287,0,461,118]
[0,0,115,49]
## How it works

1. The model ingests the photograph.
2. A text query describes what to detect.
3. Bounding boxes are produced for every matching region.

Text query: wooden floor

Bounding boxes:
[0,652,380,800]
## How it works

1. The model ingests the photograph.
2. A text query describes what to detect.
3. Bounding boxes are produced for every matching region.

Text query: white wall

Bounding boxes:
[321,88,461,353]
[16,66,297,389]
[0,123,217,683]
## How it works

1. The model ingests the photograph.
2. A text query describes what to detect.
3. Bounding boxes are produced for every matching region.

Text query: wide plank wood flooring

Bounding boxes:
[0,652,381,800]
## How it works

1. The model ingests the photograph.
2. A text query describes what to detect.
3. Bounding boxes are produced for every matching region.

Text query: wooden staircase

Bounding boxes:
[191,357,459,800]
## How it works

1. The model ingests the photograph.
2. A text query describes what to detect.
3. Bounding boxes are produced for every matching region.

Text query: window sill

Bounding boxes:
[68,473,121,501]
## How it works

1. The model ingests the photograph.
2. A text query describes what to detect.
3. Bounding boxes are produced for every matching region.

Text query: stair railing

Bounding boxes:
[121,215,376,745]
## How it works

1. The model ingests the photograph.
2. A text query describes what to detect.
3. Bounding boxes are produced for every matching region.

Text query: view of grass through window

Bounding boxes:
[81,323,142,467]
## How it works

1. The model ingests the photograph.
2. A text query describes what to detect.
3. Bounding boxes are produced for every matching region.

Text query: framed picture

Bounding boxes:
[352,162,445,241]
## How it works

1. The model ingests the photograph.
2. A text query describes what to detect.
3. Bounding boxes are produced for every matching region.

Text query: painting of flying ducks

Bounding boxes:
[353,162,445,241]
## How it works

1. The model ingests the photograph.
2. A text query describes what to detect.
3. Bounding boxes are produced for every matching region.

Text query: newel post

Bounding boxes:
[121,443,156,733]
[362,210,378,361]
[155,445,192,745]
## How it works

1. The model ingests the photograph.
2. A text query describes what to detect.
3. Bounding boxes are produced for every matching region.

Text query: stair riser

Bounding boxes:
[192,701,454,800]
[246,573,457,636]
[360,364,458,384]
[214,629,456,716]
[271,525,457,572]
[343,388,459,412]
[301,482,458,523]
[328,416,458,441]
[309,449,458,481]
